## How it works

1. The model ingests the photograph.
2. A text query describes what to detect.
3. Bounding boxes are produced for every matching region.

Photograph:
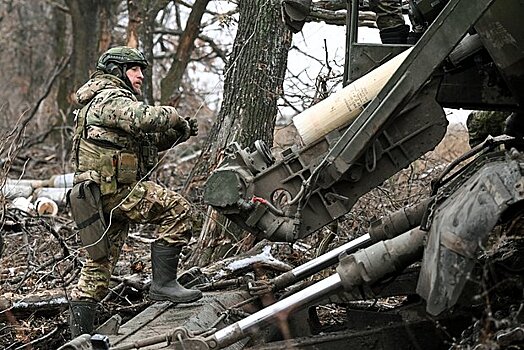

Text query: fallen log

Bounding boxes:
[0,290,68,318]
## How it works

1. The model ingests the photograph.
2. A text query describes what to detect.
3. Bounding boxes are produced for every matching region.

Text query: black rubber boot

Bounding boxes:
[407,30,424,45]
[505,112,524,139]
[69,300,97,338]
[149,242,203,303]
[379,24,410,44]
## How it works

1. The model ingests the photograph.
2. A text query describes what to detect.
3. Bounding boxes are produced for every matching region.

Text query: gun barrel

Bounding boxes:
[212,274,343,348]
[272,234,371,291]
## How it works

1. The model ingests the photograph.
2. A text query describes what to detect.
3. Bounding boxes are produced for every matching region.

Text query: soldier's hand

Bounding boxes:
[186,117,198,137]
[172,117,190,142]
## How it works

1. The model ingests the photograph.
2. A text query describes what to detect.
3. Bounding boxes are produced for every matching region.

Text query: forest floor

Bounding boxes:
[1,124,523,349]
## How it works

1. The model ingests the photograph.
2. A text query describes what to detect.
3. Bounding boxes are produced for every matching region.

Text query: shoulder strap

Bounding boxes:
[71,100,95,169]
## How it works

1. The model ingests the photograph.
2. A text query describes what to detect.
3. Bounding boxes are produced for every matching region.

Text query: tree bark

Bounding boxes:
[184,0,292,267]
[160,0,211,105]
[53,6,70,115]
[126,0,142,49]
[63,0,119,109]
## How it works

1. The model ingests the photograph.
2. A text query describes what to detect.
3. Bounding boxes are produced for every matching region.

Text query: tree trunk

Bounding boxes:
[53,6,70,116]
[184,0,292,267]
[160,0,211,105]
[126,0,152,104]
[63,0,119,110]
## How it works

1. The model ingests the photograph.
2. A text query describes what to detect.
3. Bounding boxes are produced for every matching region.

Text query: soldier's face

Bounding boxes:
[126,66,144,95]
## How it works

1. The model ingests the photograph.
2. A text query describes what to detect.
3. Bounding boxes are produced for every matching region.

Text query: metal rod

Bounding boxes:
[272,199,428,291]
[212,274,342,348]
[209,227,427,349]
[273,234,371,289]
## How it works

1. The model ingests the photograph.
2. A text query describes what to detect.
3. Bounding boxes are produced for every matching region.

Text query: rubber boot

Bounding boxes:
[379,24,409,44]
[149,242,203,303]
[69,300,97,338]
[407,30,424,45]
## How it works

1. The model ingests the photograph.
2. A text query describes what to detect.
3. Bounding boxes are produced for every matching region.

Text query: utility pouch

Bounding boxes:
[141,144,158,175]
[117,152,138,184]
[69,181,110,261]
[100,154,117,195]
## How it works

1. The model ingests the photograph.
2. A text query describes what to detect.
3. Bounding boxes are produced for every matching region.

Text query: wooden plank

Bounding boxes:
[109,291,252,349]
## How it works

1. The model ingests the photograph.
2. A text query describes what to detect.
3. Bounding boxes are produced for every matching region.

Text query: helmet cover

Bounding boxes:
[96,46,148,74]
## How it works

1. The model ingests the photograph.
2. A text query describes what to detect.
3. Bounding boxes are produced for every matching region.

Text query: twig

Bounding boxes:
[13,326,59,350]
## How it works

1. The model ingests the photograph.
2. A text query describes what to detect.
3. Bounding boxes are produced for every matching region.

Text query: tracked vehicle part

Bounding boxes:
[88,228,425,349]
[418,148,524,315]
[336,228,425,292]
[268,200,429,292]
[367,198,430,241]
[312,0,495,190]
[474,0,524,106]
[204,81,447,242]
[269,234,372,293]
[202,227,425,349]
[243,321,453,350]
[107,292,253,350]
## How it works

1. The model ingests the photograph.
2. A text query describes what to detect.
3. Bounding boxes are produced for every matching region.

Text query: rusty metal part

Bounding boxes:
[336,228,426,292]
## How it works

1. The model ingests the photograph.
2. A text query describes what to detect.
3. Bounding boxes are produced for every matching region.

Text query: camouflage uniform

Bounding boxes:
[70,73,194,302]
[467,110,509,148]
[369,0,405,31]
[368,0,411,44]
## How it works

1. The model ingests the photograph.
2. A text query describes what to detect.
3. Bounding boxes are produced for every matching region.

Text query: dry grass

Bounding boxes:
[0,124,477,348]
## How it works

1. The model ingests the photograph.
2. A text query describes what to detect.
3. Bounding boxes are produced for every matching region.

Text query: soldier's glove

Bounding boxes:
[176,117,198,143]
[186,117,198,137]
[174,117,191,142]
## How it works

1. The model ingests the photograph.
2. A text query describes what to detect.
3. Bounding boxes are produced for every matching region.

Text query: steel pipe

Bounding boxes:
[212,274,342,348]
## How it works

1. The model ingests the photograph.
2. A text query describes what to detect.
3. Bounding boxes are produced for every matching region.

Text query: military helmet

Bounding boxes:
[96,46,148,74]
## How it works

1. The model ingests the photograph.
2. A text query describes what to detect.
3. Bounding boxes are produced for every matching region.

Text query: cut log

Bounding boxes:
[0,290,68,318]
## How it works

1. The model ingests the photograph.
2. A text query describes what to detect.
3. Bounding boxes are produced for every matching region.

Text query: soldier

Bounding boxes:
[368,0,408,43]
[466,110,509,148]
[68,46,202,337]
[467,110,524,149]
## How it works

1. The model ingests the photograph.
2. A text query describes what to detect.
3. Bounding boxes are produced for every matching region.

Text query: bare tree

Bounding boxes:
[127,0,171,104]
[160,0,211,105]
[0,1,63,127]
[184,0,292,266]
[63,0,120,110]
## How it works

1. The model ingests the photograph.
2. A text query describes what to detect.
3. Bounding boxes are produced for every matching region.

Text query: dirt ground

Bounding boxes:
[2,125,523,349]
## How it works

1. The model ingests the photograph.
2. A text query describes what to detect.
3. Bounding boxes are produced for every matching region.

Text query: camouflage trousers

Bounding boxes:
[369,0,405,30]
[71,180,194,301]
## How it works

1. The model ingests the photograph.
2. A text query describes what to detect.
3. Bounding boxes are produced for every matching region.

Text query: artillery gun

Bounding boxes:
[60,0,524,348]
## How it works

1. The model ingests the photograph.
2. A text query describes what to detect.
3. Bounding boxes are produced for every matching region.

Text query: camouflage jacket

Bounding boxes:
[72,73,184,191]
